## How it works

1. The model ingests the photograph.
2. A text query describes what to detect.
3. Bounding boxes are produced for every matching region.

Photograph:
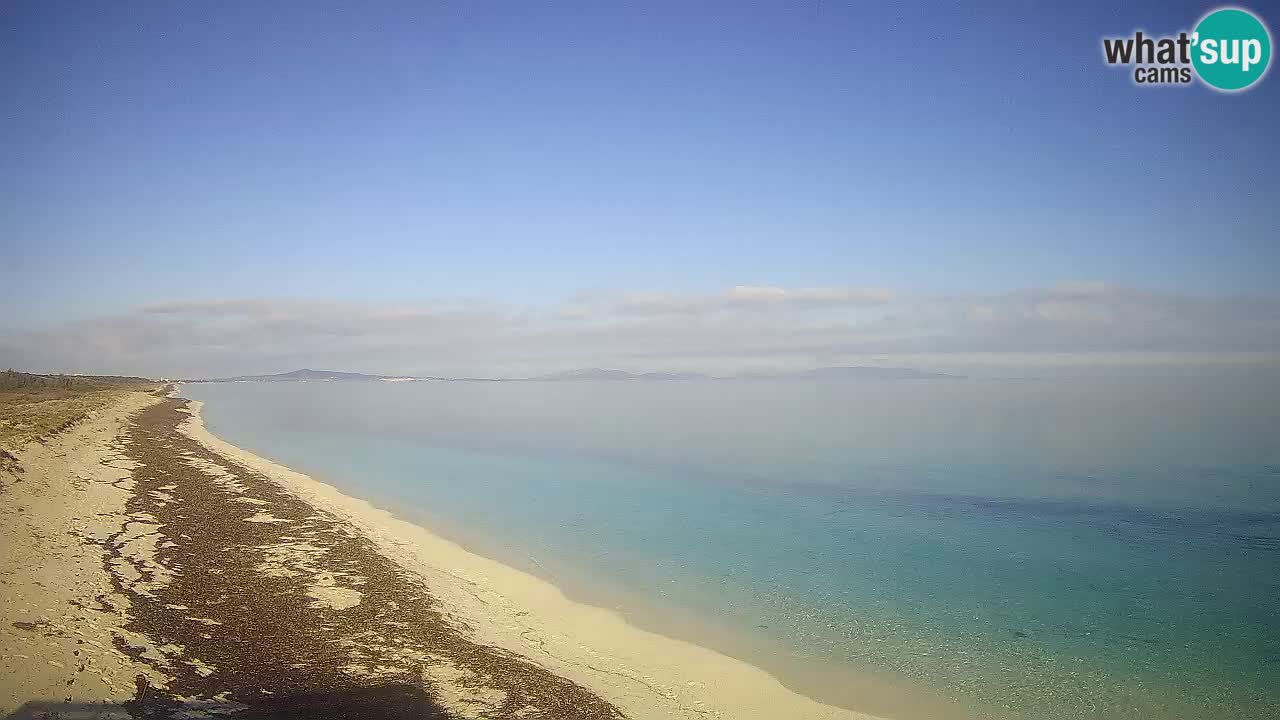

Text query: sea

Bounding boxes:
[179,366,1280,719]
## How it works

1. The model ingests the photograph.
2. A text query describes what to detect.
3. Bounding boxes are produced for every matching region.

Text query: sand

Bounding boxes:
[2,389,887,719]
[0,391,169,716]
[178,399,884,720]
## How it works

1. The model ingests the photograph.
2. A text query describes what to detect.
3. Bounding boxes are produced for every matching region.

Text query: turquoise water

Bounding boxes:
[181,371,1280,719]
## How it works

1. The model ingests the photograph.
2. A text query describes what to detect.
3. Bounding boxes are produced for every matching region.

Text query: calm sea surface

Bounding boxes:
[180,370,1280,719]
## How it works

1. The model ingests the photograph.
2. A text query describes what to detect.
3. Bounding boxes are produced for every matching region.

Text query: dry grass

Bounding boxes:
[0,370,160,473]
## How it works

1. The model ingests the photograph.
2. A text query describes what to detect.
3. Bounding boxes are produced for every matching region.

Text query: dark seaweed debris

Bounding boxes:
[102,398,625,720]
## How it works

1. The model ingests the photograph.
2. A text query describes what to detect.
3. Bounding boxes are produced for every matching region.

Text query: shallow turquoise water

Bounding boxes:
[181,372,1280,719]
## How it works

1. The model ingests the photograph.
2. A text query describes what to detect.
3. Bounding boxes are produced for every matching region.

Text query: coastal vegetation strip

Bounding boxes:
[0,370,158,474]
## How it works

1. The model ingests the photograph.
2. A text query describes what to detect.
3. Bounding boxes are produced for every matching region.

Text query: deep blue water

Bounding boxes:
[181,372,1280,719]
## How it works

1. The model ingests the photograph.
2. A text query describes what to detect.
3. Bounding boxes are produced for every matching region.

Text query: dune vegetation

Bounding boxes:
[0,370,158,474]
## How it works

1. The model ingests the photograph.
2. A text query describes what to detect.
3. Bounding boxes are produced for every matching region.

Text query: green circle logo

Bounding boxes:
[1192,8,1272,91]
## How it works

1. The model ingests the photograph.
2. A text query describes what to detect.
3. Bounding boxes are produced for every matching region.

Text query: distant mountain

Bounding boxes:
[207,369,407,382]
[530,366,956,381]
[197,366,957,384]
[531,368,638,381]
[783,366,961,380]
[530,368,712,381]
[637,371,712,381]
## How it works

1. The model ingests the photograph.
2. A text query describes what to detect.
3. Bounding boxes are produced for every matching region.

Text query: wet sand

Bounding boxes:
[2,391,885,719]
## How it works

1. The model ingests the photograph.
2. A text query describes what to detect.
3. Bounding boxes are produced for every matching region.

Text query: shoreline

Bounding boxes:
[348,470,981,720]
[179,397,894,720]
[6,387,1264,719]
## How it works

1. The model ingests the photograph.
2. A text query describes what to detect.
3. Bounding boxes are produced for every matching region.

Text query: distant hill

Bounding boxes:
[732,366,960,380]
[531,368,634,381]
[789,366,961,380]
[637,371,712,381]
[196,366,958,383]
[205,369,412,383]
[527,367,957,381]
[530,368,712,381]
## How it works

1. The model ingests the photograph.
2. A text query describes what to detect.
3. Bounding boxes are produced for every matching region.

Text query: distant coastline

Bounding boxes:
[185,365,965,384]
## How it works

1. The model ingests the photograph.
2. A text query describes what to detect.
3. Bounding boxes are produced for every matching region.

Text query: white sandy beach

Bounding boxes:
[179,398,887,720]
[0,391,168,715]
[1,388,894,718]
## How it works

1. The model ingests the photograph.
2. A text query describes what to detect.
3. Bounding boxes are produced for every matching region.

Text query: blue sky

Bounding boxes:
[2,2,1277,376]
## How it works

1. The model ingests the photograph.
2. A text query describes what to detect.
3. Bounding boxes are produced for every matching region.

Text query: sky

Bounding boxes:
[2,1,1278,377]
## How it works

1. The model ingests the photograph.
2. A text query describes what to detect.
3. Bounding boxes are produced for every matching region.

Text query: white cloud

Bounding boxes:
[2,283,1277,378]
[613,285,895,316]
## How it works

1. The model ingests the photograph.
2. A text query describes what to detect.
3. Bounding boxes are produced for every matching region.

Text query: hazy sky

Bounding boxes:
[2,2,1277,377]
